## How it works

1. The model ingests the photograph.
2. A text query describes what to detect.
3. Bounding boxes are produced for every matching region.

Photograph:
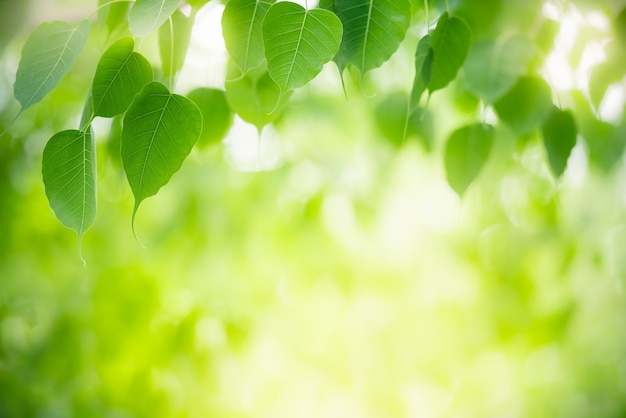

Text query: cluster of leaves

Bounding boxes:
[7,0,626,253]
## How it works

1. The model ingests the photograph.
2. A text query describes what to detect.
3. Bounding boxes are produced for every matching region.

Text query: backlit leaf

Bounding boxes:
[159,9,194,78]
[14,20,89,112]
[91,37,153,118]
[462,34,534,103]
[410,34,433,112]
[262,2,342,92]
[187,0,211,10]
[187,87,234,148]
[121,82,202,226]
[444,123,495,195]
[334,0,411,76]
[129,0,179,38]
[541,108,577,177]
[222,0,274,75]
[428,12,472,93]
[318,0,350,75]
[494,76,553,135]
[98,0,131,35]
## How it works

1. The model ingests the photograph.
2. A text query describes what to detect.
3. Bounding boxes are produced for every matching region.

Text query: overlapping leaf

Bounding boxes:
[262,2,342,92]
[98,0,131,35]
[91,37,153,118]
[121,82,202,226]
[494,76,553,135]
[428,12,472,93]
[541,108,577,177]
[129,0,179,38]
[410,34,433,111]
[334,0,410,76]
[187,87,234,148]
[159,10,194,78]
[222,0,274,75]
[14,20,89,112]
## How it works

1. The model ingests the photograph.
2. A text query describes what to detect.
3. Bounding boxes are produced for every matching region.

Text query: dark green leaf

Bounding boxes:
[187,88,234,148]
[262,2,342,92]
[121,82,202,226]
[614,7,626,47]
[410,34,433,112]
[541,108,577,177]
[91,37,153,118]
[444,123,495,195]
[428,12,472,93]
[14,20,90,112]
[159,10,194,78]
[129,0,179,38]
[318,0,350,75]
[494,76,553,135]
[222,0,274,75]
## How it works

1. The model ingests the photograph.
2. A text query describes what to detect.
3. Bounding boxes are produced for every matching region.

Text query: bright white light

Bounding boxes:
[563,138,588,188]
[598,84,626,123]
[223,118,285,171]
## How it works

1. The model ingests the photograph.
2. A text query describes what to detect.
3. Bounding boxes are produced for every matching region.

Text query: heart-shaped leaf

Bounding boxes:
[494,76,553,135]
[334,0,411,76]
[159,9,194,78]
[129,0,179,38]
[222,0,275,75]
[42,129,97,256]
[429,12,472,93]
[542,108,577,177]
[14,20,90,112]
[91,37,153,118]
[410,34,433,112]
[187,87,234,148]
[444,123,495,195]
[262,2,342,92]
[462,34,534,103]
[121,82,202,227]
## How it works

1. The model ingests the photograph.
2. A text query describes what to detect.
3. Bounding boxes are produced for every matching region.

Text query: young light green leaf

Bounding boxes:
[92,37,153,118]
[121,82,202,227]
[98,0,131,35]
[262,2,343,92]
[187,0,211,10]
[334,0,410,76]
[428,12,472,93]
[444,123,495,195]
[494,76,553,135]
[542,108,577,177]
[222,0,274,75]
[187,87,234,148]
[159,10,194,78]
[129,0,179,38]
[42,129,96,254]
[14,20,90,112]
[462,34,534,103]
[410,34,433,112]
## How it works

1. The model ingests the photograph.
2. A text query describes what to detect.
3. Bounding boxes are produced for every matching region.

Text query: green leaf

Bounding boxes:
[14,20,90,112]
[129,0,180,38]
[98,0,131,35]
[187,88,234,148]
[318,0,350,75]
[187,0,211,10]
[334,0,411,76]
[462,34,534,103]
[121,82,202,227]
[42,129,96,253]
[588,43,626,110]
[428,12,472,93]
[410,34,433,112]
[541,108,577,177]
[159,10,194,78]
[444,123,495,195]
[494,76,553,135]
[614,7,626,47]
[222,0,274,75]
[91,37,153,118]
[262,2,342,92]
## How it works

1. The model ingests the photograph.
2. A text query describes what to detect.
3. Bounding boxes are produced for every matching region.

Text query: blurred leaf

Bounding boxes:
[222,0,274,75]
[187,87,234,148]
[455,0,500,37]
[121,82,201,227]
[534,18,559,55]
[444,123,494,195]
[187,0,211,10]
[588,43,626,110]
[410,34,433,112]
[334,0,411,76]
[616,8,626,47]
[42,129,96,251]
[541,107,577,177]
[14,20,89,112]
[158,10,193,78]
[428,12,472,93]
[0,0,29,54]
[98,0,131,35]
[375,92,434,149]
[129,0,179,38]
[92,37,153,118]
[462,35,534,103]
[262,2,342,93]
[494,76,553,135]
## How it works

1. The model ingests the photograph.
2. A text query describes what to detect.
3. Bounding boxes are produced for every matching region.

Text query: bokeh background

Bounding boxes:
[2,0,626,417]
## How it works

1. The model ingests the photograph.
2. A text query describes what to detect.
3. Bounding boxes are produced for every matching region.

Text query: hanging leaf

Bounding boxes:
[222,0,275,75]
[428,12,472,93]
[159,9,194,78]
[334,0,411,76]
[187,0,211,10]
[588,43,626,110]
[91,37,153,118]
[129,0,179,38]
[187,87,234,148]
[494,76,553,135]
[42,129,97,253]
[462,35,534,103]
[14,20,90,112]
[444,123,495,195]
[541,108,577,177]
[98,0,131,35]
[410,34,433,112]
[262,2,342,92]
[318,0,350,76]
[121,82,202,227]
[614,7,626,47]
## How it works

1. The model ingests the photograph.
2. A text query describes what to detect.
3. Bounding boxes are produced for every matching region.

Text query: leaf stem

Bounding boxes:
[424,0,430,31]
[168,16,175,91]
[444,0,450,15]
